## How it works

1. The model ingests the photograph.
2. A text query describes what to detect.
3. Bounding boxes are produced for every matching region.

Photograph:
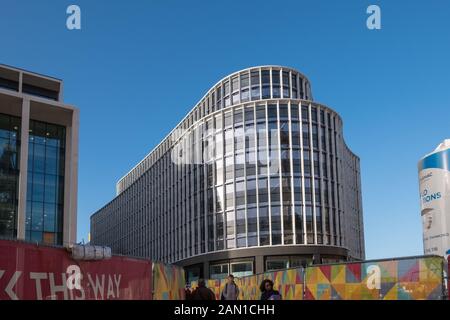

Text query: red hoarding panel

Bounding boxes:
[0,240,152,300]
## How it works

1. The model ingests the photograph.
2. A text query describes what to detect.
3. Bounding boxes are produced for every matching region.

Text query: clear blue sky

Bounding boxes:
[1,0,449,259]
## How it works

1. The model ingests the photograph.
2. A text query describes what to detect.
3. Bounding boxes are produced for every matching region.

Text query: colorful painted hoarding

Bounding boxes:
[191,268,304,300]
[304,256,444,300]
[152,262,186,300]
[0,239,152,300]
[191,256,444,300]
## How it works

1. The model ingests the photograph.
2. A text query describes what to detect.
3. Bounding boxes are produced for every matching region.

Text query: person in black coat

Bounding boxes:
[191,279,216,300]
[260,279,282,300]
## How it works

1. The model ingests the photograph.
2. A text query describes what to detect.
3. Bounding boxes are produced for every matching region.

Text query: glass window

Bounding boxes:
[235,153,245,178]
[231,261,253,277]
[268,104,277,120]
[247,207,257,234]
[295,205,303,244]
[216,213,224,249]
[215,114,223,131]
[283,206,293,244]
[225,129,233,154]
[262,85,270,99]
[251,86,260,100]
[225,183,234,209]
[216,186,224,212]
[232,92,239,105]
[266,257,289,271]
[235,181,245,206]
[258,178,268,203]
[245,106,254,123]
[225,156,234,181]
[224,80,230,96]
[259,206,269,245]
[236,208,246,238]
[241,88,249,102]
[216,159,223,185]
[305,205,314,244]
[301,105,309,121]
[279,104,289,120]
[226,210,235,239]
[234,109,243,125]
[234,127,244,152]
[0,114,21,239]
[271,205,281,245]
[240,72,249,87]
[251,70,260,86]
[256,105,265,122]
[246,150,256,176]
[210,263,229,280]
[26,120,65,244]
[231,76,239,92]
[261,70,270,84]
[247,179,257,204]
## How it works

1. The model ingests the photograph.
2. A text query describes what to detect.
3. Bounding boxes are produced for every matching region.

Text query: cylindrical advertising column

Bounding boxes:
[418,139,450,257]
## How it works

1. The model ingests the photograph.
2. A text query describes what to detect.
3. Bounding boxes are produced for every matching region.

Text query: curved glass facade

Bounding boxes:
[91,66,364,276]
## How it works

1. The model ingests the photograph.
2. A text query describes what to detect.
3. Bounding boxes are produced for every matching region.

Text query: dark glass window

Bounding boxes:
[283,206,293,244]
[251,71,260,86]
[272,70,280,98]
[261,70,270,84]
[247,179,257,204]
[258,178,268,203]
[271,205,281,245]
[247,207,257,246]
[240,72,249,87]
[259,206,269,245]
[294,207,303,244]
[245,106,254,123]
[268,104,277,120]
[305,205,314,244]
[262,85,270,99]
[282,71,290,98]
[26,119,65,245]
[301,105,309,121]
[0,113,21,239]
[231,76,239,92]
[235,181,245,206]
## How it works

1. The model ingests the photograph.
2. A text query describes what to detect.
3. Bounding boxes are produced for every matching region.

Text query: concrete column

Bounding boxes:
[203,261,209,279]
[63,108,79,246]
[255,255,264,274]
[17,98,30,240]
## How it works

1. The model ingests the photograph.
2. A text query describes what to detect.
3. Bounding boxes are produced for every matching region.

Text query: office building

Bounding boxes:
[91,66,364,281]
[0,64,78,246]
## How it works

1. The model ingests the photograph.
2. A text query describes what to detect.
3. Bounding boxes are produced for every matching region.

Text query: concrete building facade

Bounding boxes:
[0,64,78,246]
[91,66,364,281]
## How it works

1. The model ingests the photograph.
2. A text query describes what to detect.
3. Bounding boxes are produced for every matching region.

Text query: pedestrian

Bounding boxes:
[221,274,239,300]
[260,279,282,300]
[184,284,192,300]
[191,279,216,300]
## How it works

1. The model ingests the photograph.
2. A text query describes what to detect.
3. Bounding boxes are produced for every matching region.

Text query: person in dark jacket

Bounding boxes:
[260,279,282,300]
[191,279,216,300]
[184,285,192,300]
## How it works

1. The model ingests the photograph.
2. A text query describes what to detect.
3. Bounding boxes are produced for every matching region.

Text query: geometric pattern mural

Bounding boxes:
[152,262,186,300]
[190,256,445,300]
[304,256,444,300]
[191,268,304,300]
